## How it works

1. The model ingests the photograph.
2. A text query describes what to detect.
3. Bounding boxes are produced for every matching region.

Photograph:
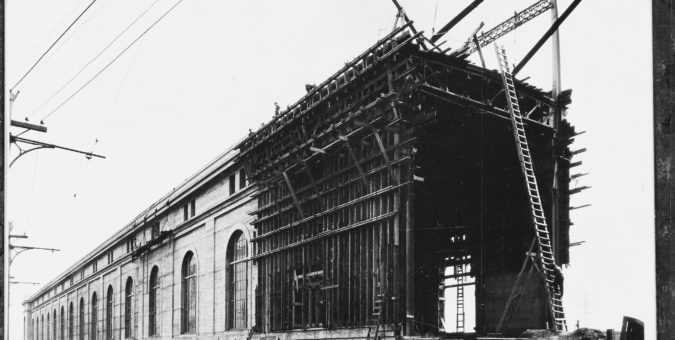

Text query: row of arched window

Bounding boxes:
[32,230,248,339]
[31,277,134,340]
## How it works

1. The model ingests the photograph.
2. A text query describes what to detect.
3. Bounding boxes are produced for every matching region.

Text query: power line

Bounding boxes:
[22,0,90,61]
[95,36,145,142]
[41,0,185,121]
[432,0,439,34]
[27,0,162,119]
[11,0,99,92]
[71,39,145,200]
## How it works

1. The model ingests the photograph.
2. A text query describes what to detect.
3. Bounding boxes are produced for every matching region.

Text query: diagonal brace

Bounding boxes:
[340,136,369,192]
[430,0,484,44]
[297,159,320,195]
[373,130,399,186]
[513,0,583,75]
[282,171,305,218]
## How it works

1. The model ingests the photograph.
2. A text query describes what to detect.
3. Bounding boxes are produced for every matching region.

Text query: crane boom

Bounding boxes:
[461,0,554,55]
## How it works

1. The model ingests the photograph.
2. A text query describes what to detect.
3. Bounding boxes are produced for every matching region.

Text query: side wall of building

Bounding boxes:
[24,163,257,340]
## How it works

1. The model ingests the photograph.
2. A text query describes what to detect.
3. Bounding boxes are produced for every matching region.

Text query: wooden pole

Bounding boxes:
[429,0,484,44]
[405,198,413,335]
[549,0,562,263]
[2,0,7,336]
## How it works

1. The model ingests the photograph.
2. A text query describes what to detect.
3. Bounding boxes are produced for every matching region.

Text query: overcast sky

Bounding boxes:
[6,1,654,338]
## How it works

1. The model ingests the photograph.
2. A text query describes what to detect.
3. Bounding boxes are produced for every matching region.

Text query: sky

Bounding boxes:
[5,0,655,338]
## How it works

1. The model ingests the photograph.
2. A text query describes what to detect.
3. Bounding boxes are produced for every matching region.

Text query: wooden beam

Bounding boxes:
[442,282,477,289]
[310,146,326,154]
[11,120,47,132]
[418,84,552,130]
[570,173,588,180]
[390,0,427,50]
[282,171,305,218]
[354,120,370,128]
[251,211,399,259]
[442,272,474,280]
[569,186,590,195]
[373,130,399,185]
[341,137,369,191]
[430,0,484,44]
[513,0,583,75]
[473,34,486,68]
[571,148,587,156]
[296,159,319,194]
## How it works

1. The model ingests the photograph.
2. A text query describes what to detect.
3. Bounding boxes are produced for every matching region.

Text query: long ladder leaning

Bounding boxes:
[494,44,567,332]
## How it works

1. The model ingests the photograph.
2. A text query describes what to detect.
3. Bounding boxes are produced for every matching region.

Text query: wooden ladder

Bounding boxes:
[366,287,385,340]
[494,44,567,333]
[456,264,465,333]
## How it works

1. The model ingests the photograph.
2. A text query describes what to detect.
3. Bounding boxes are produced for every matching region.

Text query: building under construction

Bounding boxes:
[23,2,583,340]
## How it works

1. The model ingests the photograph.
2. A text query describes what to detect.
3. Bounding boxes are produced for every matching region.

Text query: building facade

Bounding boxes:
[23,149,258,340]
[24,24,577,339]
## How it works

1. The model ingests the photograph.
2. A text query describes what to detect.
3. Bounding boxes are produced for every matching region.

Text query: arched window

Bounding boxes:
[124,278,134,338]
[105,286,113,340]
[90,292,98,340]
[227,231,248,329]
[181,251,197,334]
[41,315,44,340]
[148,266,160,336]
[60,307,65,340]
[69,303,74,340]
[79,299,85,340]
[53,310,57,340]
[47,313,50,340]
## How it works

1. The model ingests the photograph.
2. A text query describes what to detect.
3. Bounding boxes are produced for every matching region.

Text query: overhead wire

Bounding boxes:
[40,0,185,122]
[432,0,439,34]
[70,39,143,206]
[27,0,162,120]
[11,0,99,92]
[36,0,115,65]
[92,34,145,154]
[22,0,90,62]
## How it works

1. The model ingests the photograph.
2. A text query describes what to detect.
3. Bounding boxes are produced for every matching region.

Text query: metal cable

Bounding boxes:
[11,0,99,91]
[41,0,185,121]
[27,0,162,119]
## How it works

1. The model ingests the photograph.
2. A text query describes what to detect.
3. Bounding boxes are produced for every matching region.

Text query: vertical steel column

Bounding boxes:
[549,0,562,262]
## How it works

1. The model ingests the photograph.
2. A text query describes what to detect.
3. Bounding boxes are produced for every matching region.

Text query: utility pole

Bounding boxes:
[7,223,60,340]
[2,0,7,338]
